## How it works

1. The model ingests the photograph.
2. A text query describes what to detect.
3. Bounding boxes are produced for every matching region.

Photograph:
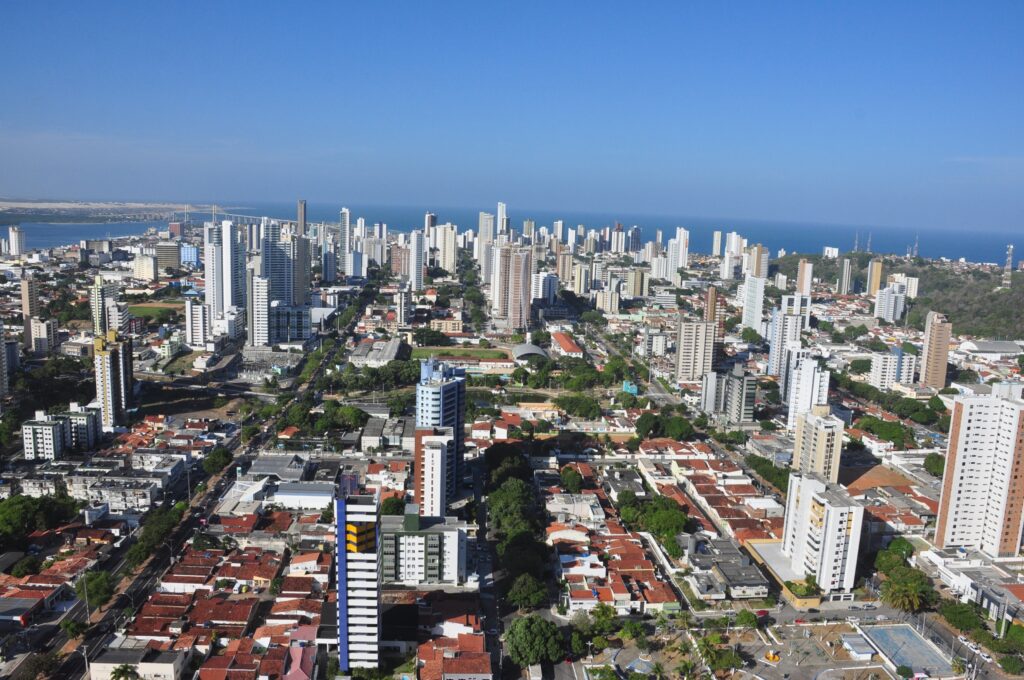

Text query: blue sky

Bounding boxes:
[1,2,1022,231]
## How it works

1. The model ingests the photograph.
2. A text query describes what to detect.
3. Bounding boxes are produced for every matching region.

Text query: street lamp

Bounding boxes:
[75,644,90,677]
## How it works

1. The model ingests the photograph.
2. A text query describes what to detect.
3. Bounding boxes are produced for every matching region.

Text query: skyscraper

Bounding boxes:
[741,274,766,330]
[89,275,118,336]
[476,212,495,282]
[204,221,247,316]
[408,230,425,292]
[335,493,381,671]
[497,201,508,233]
[676,319,717,382]
[94,331,134,430]
[416,359,466,482]
[795,259,813,296]
[873,283,906,323]
[786,355,829,429]
[8,227,25,257]
[791,406,844,483]
[414,427,456,517]
[919,311,952,389]
[866,259,883,296]
[837,258,852,295]
[506,247,532,331]
[490,245,512,318]
[339,207,352,275]
[711,230,722,257]
[782,474,863,595]
[935,384,1024,558]
[296,199,307,236]
[20,277,39,349]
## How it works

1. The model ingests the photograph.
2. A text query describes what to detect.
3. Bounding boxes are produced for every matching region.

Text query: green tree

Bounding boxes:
[380,497,406,515]
[110,663,140,680]
[880,566,935,612]
[505,615,563,667]
[11,555,41,577]
[740,327,763,344]
[202,447,234,475]
[590,602,619,635]
[896,665,914,679]
[735,609,759,628]
[60,618,88,638]
[560,466,584,493]
[923,452,945,477]
[849,358,872,374]
[76,570,115,609]
[506,573,546,610]
[1000,656,1024,674]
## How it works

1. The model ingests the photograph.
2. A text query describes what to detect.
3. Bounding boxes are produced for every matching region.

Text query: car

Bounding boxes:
[958,635,970,644]
[981,652,993,663]
[487,629,499,636]
[794,618,807,624]
[756,610,769,617]
[863,604,877,610]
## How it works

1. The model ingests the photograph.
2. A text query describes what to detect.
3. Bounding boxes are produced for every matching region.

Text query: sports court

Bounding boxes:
[862,624,952,676]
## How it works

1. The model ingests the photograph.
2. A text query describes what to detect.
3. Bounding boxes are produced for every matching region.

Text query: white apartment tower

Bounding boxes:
[782,474,863,595]
[935,385,1024,558]
[676,319,717,382]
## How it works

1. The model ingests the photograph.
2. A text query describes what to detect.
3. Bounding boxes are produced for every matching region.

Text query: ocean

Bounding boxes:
[14,203,1018,265]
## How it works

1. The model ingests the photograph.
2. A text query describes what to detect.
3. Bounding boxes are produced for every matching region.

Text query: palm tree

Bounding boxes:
[674,659,697,679]
[696,635,719,666]
[880,577,929,612]
[951,657,967,675]
[110,664,140,680]
[651,662,667,680]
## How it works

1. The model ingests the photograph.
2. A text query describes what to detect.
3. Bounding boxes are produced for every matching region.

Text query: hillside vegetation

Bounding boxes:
[774,254,1024,338]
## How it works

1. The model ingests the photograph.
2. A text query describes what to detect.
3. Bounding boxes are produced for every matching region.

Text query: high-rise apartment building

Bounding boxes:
[741,275,766,330]
[506,247,532,331]
[296,199,307,236]
[868,346,916,391]
[416,359,466,483]
[782,474,863,595]
[155,241,181,273]
[20,277,40,349]
[676,320,717,382]
[408,230,425,292]
[795,259,813,296]
[414,427,456,517]
[380,506,469,586]
[786,355,829,429]
[866,259,883,296]
[335,494,380,670]
[185,298,211,348]
[572,264,591,296]
[919,311,952,390]
[837,258,852,295]
[89,275,118,336]
[204,220,246,316]
[29,317,57,354]
[8,227,26,257]
[489,245,512,318]
[476,212,495,282]
[701,364,756,426]
[746,243,769,278]
[531,272,558,306]
[711,230,722,257]
[873,283,906,323]
[94,331,134,429]
[935,385,1024,558]
[792,406,844,483]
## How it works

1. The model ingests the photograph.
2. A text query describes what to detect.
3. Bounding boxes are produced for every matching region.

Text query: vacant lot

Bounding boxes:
[411,347,509,360]
[129,303,185,321]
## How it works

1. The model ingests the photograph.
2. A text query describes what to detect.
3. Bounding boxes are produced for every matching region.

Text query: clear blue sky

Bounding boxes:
[1,2,1022,231]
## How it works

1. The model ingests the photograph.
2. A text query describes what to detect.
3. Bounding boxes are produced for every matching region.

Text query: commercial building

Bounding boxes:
[935,384,1024,558]
[791,406,845,484]
[676,319,716,382]
[782,474,864,597]
[336,494,381,671]
[155,241,181,273]
[920,311,952,390]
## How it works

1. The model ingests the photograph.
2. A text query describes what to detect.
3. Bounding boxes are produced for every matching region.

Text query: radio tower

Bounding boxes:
[853,231,859,253]
[913,233,919,258]
[1003,244,1014,288]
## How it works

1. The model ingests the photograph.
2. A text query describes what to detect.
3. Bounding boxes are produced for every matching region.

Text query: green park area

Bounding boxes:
[411,347,509,360]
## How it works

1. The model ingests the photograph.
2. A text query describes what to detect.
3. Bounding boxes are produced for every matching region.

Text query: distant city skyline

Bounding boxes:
[2,3,1023,232]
